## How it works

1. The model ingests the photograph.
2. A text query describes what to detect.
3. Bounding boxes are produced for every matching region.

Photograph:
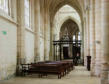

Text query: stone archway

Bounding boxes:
[59,19,81,63]
[48,1,84,62]
[48,0,84,24]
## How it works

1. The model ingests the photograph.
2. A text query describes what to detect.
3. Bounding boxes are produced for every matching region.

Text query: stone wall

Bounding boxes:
[0,17,17,80]
[25,30,35,63]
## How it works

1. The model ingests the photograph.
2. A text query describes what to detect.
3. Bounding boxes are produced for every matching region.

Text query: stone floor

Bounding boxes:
[0,66,100,84]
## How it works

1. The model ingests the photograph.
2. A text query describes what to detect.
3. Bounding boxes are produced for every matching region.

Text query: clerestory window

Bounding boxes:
[0,0,9,14]
[24,0,31,28]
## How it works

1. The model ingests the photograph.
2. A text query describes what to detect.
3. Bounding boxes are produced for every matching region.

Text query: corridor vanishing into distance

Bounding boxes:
[0,0,109,84]
[0,66,100,84]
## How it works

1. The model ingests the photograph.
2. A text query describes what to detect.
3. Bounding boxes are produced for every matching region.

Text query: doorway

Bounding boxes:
[63,47,69,59]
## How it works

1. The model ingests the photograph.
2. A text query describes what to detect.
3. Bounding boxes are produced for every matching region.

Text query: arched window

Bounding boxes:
[24,0,30,28]
[73,35,76,41]
[0,0,9,13]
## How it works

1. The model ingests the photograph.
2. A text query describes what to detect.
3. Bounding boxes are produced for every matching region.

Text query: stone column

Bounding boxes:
[95,0,102,77]
[49,23,54,61]
[101,0,109,83]
[84,5,90,66]
[86,10,90,56]
[81,23,84,64]
[17,0,25,74]
[84,19,87,66]
[39,0,45,61]
[89,0,96,76]
[34,0,41,62]
[17,0,25,64]
[44,4,50,61]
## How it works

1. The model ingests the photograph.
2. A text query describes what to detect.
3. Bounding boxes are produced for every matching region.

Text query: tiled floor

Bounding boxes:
[0,66,100,84]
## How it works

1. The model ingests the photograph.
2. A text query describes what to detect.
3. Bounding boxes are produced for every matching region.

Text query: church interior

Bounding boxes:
[0,0,109,84]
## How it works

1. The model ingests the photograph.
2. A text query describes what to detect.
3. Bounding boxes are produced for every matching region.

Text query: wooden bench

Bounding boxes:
[21,61,74,79]
[37,63,64,79]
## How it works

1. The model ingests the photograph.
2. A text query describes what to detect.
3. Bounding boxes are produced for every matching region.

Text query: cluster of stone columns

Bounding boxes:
[101,0,109,83]
[84,0,109,83]
[34,0,51,61]
[95,0,102,77]
[34,0,41,62]
[17,0,26,73]
[89,0,96,76]
[84,0,90,66]
[17,0,51,70]
[32,0,51,61]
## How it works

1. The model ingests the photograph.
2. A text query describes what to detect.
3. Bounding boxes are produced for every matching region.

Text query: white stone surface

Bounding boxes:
[0,17,17,80]
[25,30,35,63]
[53,5,81,40]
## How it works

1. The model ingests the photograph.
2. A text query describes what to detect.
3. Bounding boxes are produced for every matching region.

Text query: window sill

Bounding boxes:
[0,9,17,25]
[25,27,35,34]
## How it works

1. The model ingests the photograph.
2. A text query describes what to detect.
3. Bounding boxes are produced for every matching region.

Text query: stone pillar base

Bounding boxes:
[100,64,109,84]
[100,71,109,84]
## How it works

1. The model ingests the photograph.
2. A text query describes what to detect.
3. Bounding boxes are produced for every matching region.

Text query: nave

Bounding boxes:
[0,0,109,84]
[0,66,100,84]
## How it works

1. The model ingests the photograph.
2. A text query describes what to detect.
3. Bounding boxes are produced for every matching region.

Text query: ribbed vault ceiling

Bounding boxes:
[46,0,84,24]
